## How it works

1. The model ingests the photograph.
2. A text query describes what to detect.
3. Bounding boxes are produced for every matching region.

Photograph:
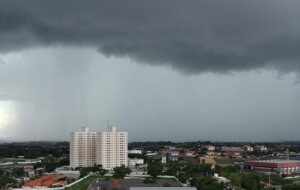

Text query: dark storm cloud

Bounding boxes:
[0,0,300,73]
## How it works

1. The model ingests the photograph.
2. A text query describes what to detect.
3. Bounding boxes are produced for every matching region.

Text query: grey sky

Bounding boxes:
[0,0,300,141]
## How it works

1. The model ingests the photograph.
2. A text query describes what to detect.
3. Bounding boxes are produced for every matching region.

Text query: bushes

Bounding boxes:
[190,176,224,190]
[0,176,16,188]
[113,165,131,179]
[143,178,156,184]
[147,160,163,178]
[283,184,300,190]
[241,172,263,190]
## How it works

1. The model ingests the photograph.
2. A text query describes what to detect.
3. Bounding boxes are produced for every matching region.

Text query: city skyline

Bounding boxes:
[0,0,300,142]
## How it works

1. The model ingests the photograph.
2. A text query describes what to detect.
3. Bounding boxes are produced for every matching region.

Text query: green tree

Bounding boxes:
[58,157,69,166]
[241,172,263,190]
[113,165,130,179]
[229,172,241,187]
[217,165,238,178]
[184,164,212,177]
[178,173,187,183]
[0,169,4,176]
[143,178,156,184]
[0,176,16,188]
[12,168,25,177]
[270,174,282,185]
[147,160,163,178]
[283,184,300,190]
[190,176,224,190]
[45,162,57,172]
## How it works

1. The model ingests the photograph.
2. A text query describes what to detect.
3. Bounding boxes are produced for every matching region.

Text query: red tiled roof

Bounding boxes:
[24,175,67,187]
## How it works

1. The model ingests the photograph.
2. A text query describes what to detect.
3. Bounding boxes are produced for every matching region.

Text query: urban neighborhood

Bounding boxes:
[1,126,300,190]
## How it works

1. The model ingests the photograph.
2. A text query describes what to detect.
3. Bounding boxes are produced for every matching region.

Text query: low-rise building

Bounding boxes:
[199,157,216,170]
[199,157,216,165]
[185,151,196,157]
[206,145,215,151]
[128,150,143,155]
[244,145,254,152]
[221,147,243,158]
[168,156,178,162]
[129,158,144,166]
[24,165,35,178]
[23,174,68,188]
[255,145,268,152]
[245,160,300,175]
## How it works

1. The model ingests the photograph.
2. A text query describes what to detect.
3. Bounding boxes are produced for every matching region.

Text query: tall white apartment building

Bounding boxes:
[96,126,128,170]
[70,127,97,168]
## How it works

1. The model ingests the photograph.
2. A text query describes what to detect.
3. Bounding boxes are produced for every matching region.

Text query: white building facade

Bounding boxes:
[97,126,128,170]
[70,127,97,168]
[70,126,128,170]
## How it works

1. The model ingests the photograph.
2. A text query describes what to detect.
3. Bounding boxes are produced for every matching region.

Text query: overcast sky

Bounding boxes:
[0,0,300,142]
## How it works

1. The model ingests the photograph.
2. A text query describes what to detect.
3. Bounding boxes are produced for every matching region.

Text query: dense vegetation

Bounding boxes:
[0,142,69,158]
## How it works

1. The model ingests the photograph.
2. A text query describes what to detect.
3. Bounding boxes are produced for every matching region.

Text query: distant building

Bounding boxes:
[97,126,128,170]
[255,145,268,152]
[221,147,243,158]
[199,157,216,165]
[207,145,215,151]
[0,161,13,166]
[164,146,176,150]
[170,151,179,157]
[55,166,80,179]
[244,145,254,152]
[128,158,144,166]
[199,157,216,170]
[128,149,143,154]
[145,152,158,156]
[168,156,178,162]
[24,165,35,178]
[206,151,221,158]
[161,156,167,164]
[185,151,196,157]
[245,160,300,175]
[70,127,96,168]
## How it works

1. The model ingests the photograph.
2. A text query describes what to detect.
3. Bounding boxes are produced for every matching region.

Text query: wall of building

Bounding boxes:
[70,126,128,170]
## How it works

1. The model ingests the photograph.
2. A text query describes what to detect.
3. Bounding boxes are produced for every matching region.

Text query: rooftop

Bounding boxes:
[247,160,300,164]
[23,175,67,188]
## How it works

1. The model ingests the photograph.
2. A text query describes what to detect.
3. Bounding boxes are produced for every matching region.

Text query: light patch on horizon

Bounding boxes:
[0,101,16,133]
